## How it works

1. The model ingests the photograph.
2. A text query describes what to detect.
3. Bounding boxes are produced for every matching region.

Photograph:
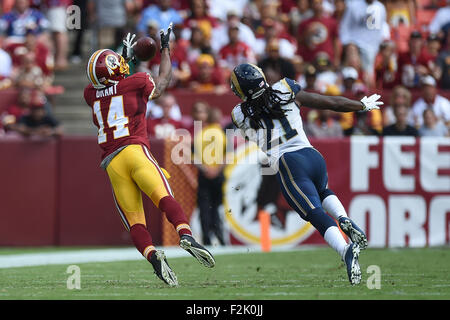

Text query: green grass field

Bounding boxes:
[0,247,449,300]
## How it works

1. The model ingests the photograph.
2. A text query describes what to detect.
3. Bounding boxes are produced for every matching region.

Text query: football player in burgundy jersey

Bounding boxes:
[84,24,215,286]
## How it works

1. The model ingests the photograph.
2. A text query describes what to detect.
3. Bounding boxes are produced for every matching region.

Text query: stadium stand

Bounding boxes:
[0,0,449,137]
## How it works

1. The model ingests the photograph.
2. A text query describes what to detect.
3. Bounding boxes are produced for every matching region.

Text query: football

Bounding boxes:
[133,37,157,61]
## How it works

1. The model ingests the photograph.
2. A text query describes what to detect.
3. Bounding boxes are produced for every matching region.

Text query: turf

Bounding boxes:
[0,247,449,300]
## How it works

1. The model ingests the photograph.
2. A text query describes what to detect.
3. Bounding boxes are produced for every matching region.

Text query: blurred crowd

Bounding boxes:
[138,0,450,139]
[0,0,449,139]
[0,0,65,138]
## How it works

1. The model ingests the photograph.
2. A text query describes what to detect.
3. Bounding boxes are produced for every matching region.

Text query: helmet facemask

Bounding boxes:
[118,54,130,76]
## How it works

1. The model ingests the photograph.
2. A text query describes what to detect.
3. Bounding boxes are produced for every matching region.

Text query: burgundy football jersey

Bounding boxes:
[84,72,155,160]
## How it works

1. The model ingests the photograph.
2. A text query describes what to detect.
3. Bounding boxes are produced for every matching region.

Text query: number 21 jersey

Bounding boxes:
[84,72,156,161]
[231,78,312,166]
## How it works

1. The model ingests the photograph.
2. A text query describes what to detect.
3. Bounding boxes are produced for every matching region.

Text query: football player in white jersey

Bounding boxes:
[230,63,383,285]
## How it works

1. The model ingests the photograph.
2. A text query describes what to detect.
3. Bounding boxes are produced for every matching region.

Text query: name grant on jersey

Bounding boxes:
[96,85,118,98]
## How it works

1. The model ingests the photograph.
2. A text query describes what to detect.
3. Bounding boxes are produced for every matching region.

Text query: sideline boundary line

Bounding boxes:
[0,246,320,269]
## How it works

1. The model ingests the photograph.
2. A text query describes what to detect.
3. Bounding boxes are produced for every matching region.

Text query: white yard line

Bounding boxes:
[0,246,310,269]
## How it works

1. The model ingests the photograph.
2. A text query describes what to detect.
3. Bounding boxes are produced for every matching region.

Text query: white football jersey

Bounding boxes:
[231,78,312,166]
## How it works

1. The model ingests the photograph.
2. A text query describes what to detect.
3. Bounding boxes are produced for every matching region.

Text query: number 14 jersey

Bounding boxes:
[84,72,156,161]
[231,78,312,166]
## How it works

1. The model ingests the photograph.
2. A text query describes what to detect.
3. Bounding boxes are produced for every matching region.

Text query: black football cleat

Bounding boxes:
[149,250,178,286]
[179,234,216,268]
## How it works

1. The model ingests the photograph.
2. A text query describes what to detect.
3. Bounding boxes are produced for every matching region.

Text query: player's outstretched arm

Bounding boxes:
[152,23,173,100]
[296,90,383,113]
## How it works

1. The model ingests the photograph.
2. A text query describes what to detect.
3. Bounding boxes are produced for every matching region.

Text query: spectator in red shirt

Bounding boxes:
[185,23,213,66]
[297,0,340,66]
[254,18,297,60]
[188,54,227,94]
[184,0,219,31]
[341,43,366,86]
[397,31,434,88]
[422,33,443,81]
[147,93,183,139]
[218,21,256,79]
[12,51,52,91]
[14,89,63,138]
[1,89,32,134]
[375,40,400,89]
[6,28,54,77]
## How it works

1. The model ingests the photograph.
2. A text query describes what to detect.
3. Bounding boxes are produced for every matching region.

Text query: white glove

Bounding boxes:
[122,33,137,61]
[360,94,383,111]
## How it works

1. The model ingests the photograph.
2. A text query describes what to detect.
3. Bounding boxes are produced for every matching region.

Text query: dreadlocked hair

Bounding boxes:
[241,86,295,129]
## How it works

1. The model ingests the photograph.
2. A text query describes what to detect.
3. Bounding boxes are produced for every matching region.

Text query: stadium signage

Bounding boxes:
[222,137,450,248]
[348,136,450,247]
[223,144,315,247]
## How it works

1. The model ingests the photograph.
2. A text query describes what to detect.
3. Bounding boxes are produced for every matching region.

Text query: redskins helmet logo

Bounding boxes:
[105,54,120,75]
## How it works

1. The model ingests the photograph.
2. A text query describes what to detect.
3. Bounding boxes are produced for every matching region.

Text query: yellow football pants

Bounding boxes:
[106,144,173,231]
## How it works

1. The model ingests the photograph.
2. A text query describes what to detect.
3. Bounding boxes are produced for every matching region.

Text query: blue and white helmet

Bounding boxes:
[230,63,268,101]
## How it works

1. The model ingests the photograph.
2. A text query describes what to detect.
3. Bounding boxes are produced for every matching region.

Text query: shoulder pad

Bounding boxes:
[231,104,245,129]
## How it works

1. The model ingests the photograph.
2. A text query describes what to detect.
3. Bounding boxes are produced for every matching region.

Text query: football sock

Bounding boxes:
[159,196,193,237]
[324,226,348,258]
[322,194,348,220]
[130,223,155,261]
[307,207,347,257]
